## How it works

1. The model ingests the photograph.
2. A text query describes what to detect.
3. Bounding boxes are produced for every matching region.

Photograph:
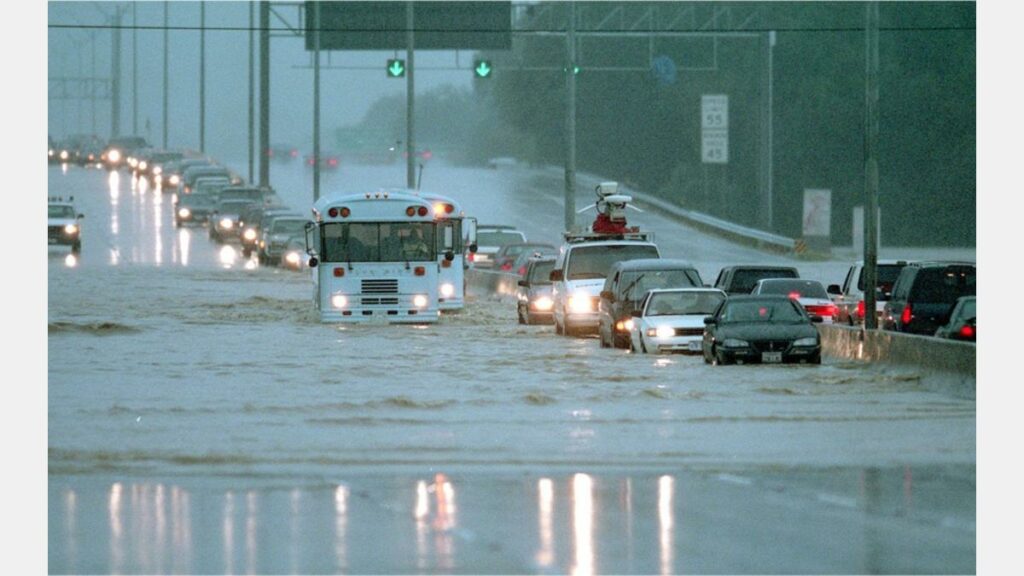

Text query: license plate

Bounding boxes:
[688,341,701,352]
[761,352,783,363]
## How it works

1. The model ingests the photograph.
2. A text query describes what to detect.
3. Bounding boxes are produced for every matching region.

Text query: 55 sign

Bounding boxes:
[701,94,729,164]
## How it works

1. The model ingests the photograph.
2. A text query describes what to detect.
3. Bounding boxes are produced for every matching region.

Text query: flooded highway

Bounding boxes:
[47,161,975,573]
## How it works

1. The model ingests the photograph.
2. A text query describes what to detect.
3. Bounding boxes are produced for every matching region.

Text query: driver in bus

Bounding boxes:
[400,226,430,261]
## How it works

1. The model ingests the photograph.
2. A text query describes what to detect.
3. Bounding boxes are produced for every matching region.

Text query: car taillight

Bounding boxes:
[500,262,512,271]
[467,253,475,262]
[959,324,975,339]
[856,300,865,318]
[518,265,527,276]
[328,158,338,167]
[901,305,913,325]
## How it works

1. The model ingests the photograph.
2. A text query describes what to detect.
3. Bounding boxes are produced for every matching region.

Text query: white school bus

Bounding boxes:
[306,191,452,323]
[407,190,477,311]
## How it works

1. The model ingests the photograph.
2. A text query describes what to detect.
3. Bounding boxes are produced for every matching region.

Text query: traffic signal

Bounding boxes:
[387,59,406,78]
[474,59,493,79]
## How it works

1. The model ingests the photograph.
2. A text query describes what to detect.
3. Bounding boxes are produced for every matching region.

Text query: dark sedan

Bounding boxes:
[702,295,823,365]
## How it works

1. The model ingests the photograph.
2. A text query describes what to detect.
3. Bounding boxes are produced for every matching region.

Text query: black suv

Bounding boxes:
[713,265,800,295]
[598,258,703,348]
[882,261,976,336]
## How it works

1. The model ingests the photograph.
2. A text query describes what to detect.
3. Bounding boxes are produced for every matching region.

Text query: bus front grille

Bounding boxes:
[362,279,398,294]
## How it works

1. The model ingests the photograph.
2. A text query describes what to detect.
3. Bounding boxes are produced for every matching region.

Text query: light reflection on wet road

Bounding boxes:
[47,162,975,573]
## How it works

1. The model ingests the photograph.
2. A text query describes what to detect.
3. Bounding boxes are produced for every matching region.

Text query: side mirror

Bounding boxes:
[703,316,716,325]
[600,290,614,302]
[549,269,564,282]
[631,309,643,318]
[517,279,529,288]
[307,256,319,268]
[810,315,824,323]
[443,226,454,252]
[445,251,455,261]
[77,213,85,219]
[827,284,842,295]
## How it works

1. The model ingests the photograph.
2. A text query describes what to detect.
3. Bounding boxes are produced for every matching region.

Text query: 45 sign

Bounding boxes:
[701,94,729,164]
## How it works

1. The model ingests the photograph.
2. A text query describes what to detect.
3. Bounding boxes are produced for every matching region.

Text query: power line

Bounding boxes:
[47,23,976,33]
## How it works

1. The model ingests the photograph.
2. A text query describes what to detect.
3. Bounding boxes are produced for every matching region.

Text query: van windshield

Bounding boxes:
[566,244,659,280]
[619,269,701,301]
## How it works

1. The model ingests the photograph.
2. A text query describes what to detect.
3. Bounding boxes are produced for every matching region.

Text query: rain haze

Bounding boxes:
[38,1,1001,574]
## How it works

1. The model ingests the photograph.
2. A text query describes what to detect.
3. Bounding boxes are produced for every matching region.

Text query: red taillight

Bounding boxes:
[414,266,425,276]
[421,150,433,160]
[856,300,865,318]
[788,291,801,300]
[307,158,315,166]
[467,253,475,262]
[340,207,350,218]
[328,158,338,167]
[417,206,428,217]
[328,207,339,218]
[959,324,975,339]
[901,305,913,325]
[518,265,526,276]
[290,149,298,157]
[333,267,344,277]
[500,262,512,271]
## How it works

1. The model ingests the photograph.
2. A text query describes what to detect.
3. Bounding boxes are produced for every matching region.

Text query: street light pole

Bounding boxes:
[406,2,416,189]
[864,2,880,329]
[199,1,206,153]
[163,0,169,148]
[564,2,577,232]
[313,1,322,201]
[110,6,122,138]
[259,0,270,187]
[248,1,254,183]
[132,2,137,136]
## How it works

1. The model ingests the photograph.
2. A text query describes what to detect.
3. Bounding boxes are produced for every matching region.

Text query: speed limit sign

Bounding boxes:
[701,95,728,164]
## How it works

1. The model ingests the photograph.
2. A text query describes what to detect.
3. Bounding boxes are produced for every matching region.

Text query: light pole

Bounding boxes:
[564,2,577,232]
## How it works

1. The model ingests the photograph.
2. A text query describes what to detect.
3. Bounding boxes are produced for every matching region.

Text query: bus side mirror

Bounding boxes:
[443,227,454,261]
[308,256,319,268]
[550,270,563,282]
[77,214,85,219]
[445,252,455,261]
[469,243,478,254]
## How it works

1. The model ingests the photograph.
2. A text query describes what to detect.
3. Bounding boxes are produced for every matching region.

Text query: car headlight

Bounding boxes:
[722,338,749,348]
[793,337,819,347]
[440,283,455,298]
[655,325,675,339]
[169,175,180,185]
[533,296,553,311]
[220,218,233,229]
[568,292,593,314]
[243,228,257,241]
[153,166,162,175]
[64,224,78,235]
[331,294,348,309]
[413,294,428,308]
[178,208,191,218]
[59,150,69,160]
[285,251,301,265]
[138,161,148,170]
[48,149,54,157]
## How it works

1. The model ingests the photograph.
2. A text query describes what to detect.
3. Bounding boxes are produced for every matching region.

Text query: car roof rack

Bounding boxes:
[562,230,654,243]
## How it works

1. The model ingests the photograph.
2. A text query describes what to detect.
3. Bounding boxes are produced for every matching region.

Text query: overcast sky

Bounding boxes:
[48,1,474,157]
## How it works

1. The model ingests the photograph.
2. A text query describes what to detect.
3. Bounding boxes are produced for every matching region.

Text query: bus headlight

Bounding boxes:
[440,283,455,298]
[413,294,428,308]
[331,294,348,309]
[568,292,593,314]
[64,224,79,235]
[532,296,553,311]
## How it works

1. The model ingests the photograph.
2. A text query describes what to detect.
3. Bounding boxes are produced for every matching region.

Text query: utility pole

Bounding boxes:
[132,2,137,136]
[111,6,122,138]
[406,2,416,189]
[92,37,97,135]
[248,1,255,183]
[564,2,577,232]
[200,1,206,152]
[163,1,169,148]
[313,1,322,201]
[863,2,880,329]
[259,0,270,187]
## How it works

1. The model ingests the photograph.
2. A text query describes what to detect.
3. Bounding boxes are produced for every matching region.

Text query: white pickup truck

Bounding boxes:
[827,260,911,325]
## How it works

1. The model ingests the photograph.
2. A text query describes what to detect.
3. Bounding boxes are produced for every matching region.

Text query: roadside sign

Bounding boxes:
[387,59,406,78]
[802,189,832,237]
[701,94,728,164]
[474,60,493,78]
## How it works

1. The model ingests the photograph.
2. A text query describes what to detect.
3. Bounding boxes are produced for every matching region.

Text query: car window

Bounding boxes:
[646,291,725,316]
[856,264,906,297]
[565,244,660,280]
[478,231,525,246]
[755,279,828,298]
[956,298,976,320]
[528,261,555,284]
[730,269,799,293]
[49,205,76,218]
[719,300,806,323]
[271,220,306,236]
[909,267,976,304]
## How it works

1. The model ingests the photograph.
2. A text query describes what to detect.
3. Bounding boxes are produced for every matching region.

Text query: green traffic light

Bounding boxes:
[474,60,492,78]
[387,59,406,78]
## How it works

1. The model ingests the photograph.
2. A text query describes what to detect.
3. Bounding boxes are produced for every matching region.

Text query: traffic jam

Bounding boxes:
[48,138,977,363]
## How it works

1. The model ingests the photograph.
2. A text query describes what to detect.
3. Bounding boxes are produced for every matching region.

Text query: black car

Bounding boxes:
[933,296,976,342]
[598,258,704,349]
[702,295,823,365]
[713,265,800,295]
[174,192,217,226]
[240,205,292,258]
[882,262,976,336]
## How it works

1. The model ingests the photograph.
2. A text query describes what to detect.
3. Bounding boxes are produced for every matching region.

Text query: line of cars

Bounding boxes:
[504,228,975,362]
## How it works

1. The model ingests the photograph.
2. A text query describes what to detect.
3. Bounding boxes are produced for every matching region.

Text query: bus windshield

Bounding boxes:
[321,222,436,262]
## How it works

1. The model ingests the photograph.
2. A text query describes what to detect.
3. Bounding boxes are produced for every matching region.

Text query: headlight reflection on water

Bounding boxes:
[219,245,237,267]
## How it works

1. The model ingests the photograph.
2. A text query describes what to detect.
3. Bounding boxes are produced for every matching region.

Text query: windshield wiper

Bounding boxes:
[621,274,645,300]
